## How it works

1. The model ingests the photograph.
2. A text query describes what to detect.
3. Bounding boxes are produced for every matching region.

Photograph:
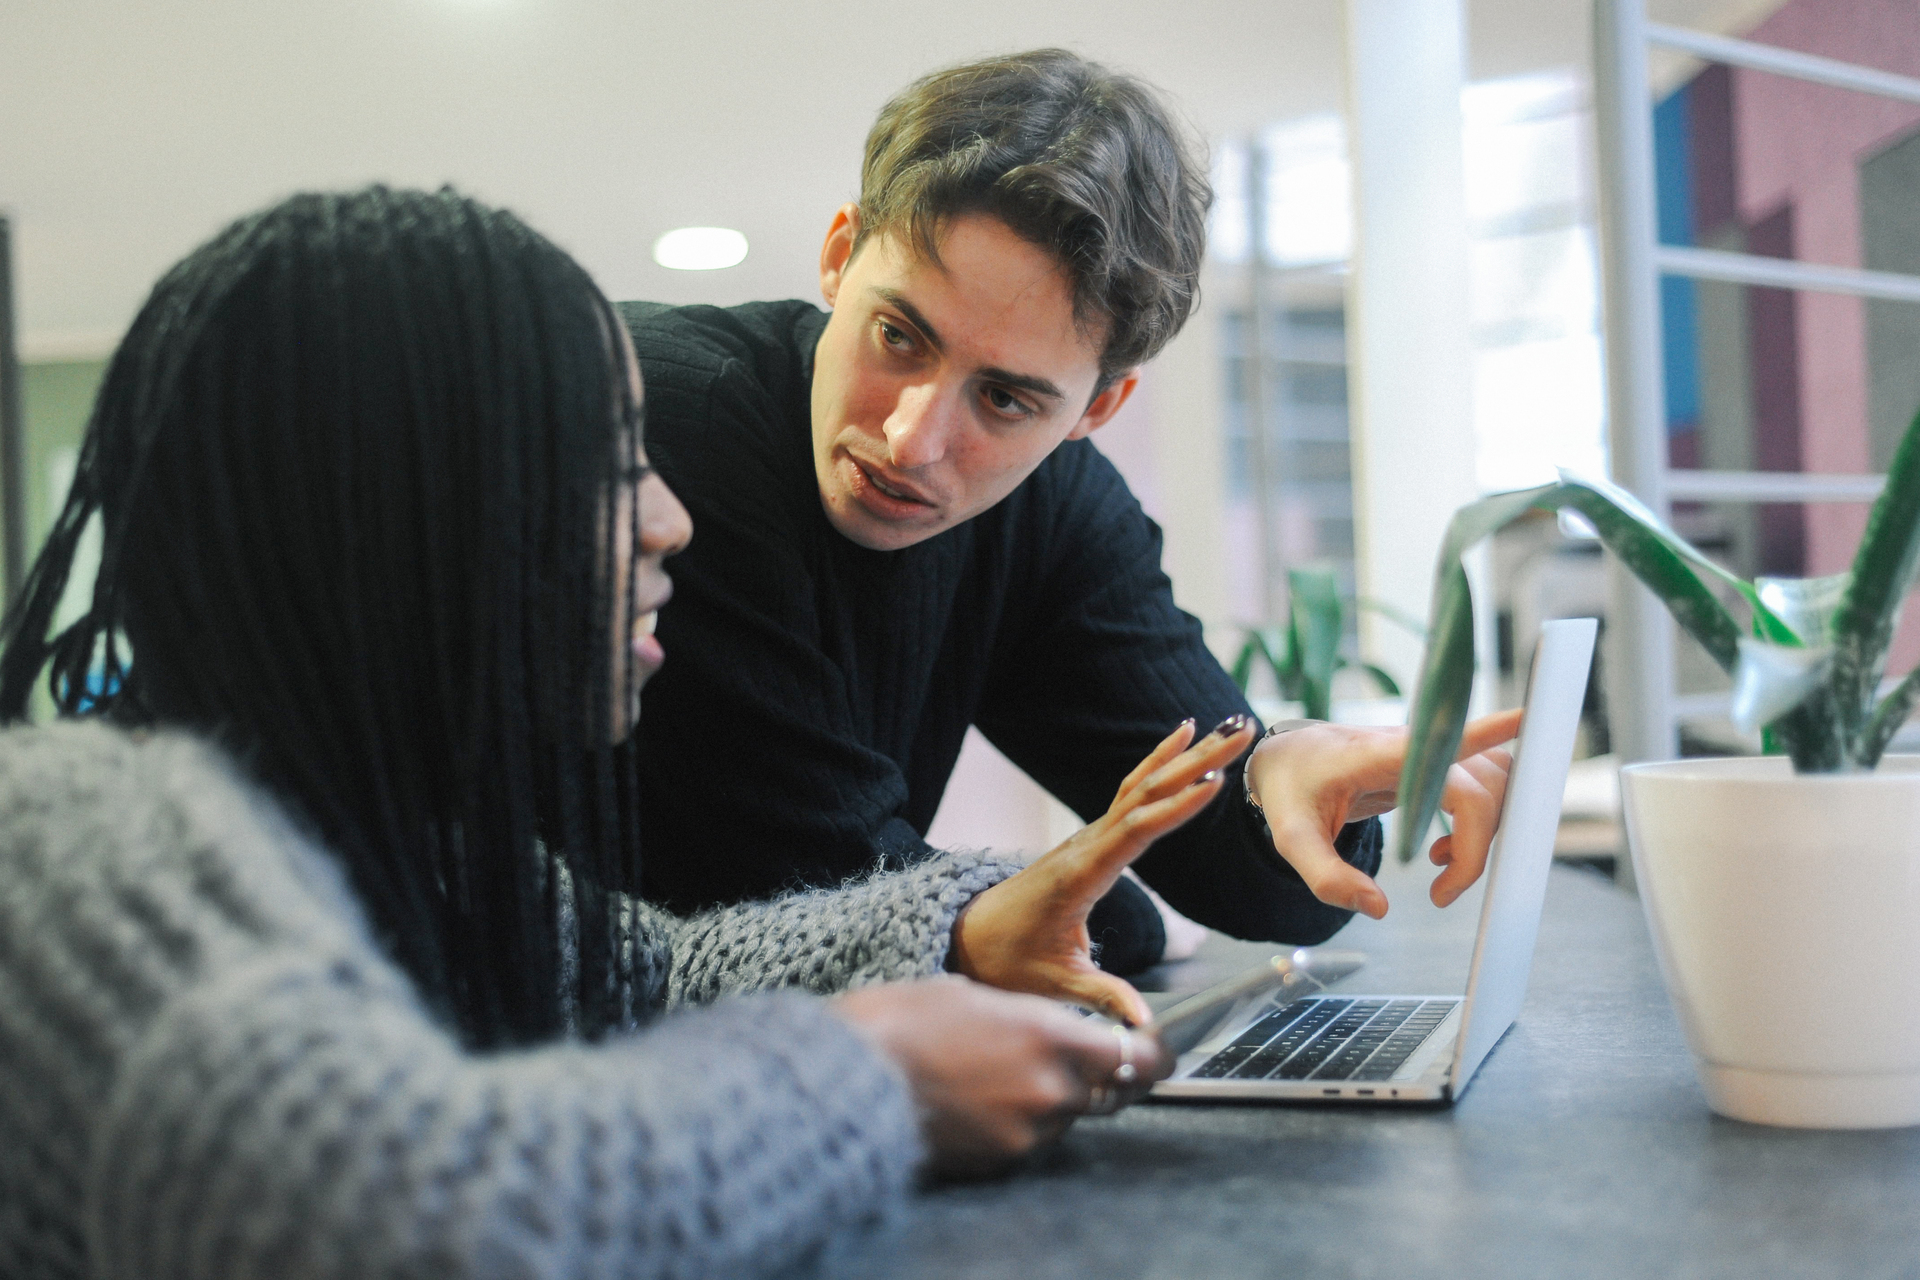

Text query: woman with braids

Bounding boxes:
[0,185,1257,1279]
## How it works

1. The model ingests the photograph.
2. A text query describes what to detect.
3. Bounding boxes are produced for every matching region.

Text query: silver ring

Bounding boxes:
[1113,1025,1138,1086]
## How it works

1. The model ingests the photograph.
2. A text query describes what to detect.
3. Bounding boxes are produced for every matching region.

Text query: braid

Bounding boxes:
[0,186,645,1047]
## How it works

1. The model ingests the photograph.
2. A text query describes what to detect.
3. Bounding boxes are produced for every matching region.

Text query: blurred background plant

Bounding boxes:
[1230,565,1423,721]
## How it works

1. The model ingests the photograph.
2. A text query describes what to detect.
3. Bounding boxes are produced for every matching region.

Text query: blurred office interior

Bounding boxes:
[4,0,1916,867]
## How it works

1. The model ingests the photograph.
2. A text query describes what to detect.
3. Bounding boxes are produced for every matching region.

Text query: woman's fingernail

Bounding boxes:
[1197,769,1222,786]
[1212,714,1250,737]
[1180,717,1196,731]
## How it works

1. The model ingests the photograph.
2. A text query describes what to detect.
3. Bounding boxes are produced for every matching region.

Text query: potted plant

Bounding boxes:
[1232,566,1413,724]
[1393,410,1920,1129]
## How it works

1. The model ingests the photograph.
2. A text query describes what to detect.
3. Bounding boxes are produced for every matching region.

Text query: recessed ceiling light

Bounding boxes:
[652,227,749,271]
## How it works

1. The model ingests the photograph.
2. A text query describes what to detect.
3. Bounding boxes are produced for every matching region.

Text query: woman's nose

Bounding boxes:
[639,475,693,558]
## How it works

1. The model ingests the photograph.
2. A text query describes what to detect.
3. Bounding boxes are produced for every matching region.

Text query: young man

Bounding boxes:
[624,49,1518,972]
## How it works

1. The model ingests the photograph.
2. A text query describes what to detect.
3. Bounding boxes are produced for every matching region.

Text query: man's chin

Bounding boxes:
[822,491,947,551]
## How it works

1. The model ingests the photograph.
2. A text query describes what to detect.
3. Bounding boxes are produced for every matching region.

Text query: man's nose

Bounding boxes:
[882,383,955,470]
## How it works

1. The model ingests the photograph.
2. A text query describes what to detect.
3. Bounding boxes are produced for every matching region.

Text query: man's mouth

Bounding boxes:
[852,457,933,507]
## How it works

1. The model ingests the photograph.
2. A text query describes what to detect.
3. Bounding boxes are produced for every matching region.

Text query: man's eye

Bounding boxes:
[878,320,913,351]
[984,386,1033,417]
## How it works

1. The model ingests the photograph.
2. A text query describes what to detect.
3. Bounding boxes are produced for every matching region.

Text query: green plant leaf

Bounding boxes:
[1733,575,1847,743]
[1358,661,1402,698]
[1288,567,1342,722]
[1832,407,1920,742]
[1391,486,1549,865]
[1554,473,1773,664]
[1261,626,1303,702]
[1861,665,1920,767]
[1730,638,1833,735]
[1394,478,1752,863]
[1756,574,1850,645]
[1230,636,1257,691]
[1231,627,1293,699]
[1354,596,1429,640]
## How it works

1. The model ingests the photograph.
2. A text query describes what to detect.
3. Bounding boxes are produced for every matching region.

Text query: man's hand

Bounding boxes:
[947,717,1259,1026]
[832,976,1174,1178]
[1244,709,1523,918]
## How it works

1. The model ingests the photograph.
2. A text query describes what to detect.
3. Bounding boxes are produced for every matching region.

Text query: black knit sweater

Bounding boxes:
[623,299,1379,947]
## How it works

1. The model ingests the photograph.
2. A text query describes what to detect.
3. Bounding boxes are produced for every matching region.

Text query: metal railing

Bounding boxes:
[1646,21,1920,104]
[1593,0,1920,776]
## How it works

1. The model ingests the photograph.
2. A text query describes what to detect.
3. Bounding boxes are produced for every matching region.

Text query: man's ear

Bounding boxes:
[819,204,861,308]
[1065,370,1141,440]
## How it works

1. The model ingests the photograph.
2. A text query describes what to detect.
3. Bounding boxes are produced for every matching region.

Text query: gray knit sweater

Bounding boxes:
[0,722,1023,1279]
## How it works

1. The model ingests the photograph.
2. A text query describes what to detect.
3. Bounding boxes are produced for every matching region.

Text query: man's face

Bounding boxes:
[809,207,1138,551]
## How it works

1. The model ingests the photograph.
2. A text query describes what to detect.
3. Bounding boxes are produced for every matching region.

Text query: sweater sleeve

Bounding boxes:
[0,724,921,1280]
[653,849,1026,1007]
[975,442,1383,945]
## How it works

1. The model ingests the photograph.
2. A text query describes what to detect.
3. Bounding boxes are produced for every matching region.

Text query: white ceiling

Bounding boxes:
[2,0,1780,357]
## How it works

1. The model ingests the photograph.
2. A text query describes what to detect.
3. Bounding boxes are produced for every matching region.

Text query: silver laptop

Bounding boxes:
[1152,617,1596,1104]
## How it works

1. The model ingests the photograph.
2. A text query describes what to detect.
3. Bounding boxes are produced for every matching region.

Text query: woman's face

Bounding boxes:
[609,336,692,741]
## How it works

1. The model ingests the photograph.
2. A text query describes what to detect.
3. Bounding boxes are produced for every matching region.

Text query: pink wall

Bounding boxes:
[1730,0,1920,668]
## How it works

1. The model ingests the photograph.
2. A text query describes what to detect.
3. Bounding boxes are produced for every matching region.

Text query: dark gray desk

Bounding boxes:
[838,862,1920,1280]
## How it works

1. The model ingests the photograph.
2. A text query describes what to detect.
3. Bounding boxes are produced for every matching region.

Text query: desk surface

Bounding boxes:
[837,859,1920,1280]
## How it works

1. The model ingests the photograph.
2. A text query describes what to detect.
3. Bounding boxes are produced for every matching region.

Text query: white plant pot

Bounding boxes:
[1620,755,1920,1129]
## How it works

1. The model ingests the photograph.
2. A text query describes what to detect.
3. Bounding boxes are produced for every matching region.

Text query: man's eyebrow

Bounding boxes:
[872,288,1066,403]
[874,289,944,352]
[977,366,1065,402]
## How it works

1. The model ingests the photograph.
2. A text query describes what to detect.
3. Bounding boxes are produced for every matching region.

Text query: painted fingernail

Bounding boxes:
[1180,717,1196,731]
[1212,714,1250,737]
[1194,769,1222,787]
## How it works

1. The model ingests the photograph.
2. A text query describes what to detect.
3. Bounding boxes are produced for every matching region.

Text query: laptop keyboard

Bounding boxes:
[1186,997,1458,1082]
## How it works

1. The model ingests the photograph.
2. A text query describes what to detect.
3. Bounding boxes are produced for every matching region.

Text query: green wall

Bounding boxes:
[12,359,107,721]
[20,359,107,555]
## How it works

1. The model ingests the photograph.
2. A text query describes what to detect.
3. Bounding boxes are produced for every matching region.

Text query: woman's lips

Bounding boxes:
[632,607,665,670]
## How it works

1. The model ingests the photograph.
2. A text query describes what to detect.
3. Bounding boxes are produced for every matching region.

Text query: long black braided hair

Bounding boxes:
[0,186,647,1048]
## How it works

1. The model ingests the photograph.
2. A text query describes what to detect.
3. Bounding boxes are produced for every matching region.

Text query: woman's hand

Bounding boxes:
[947,717,1259,1027]
[832,976,1173,1178]
[1243,709,1523,918]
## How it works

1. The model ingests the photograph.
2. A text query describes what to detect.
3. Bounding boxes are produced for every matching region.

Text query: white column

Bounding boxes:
[1342,0,1483,699]
[1144,284,1234,658]
[1594,0,1679,778]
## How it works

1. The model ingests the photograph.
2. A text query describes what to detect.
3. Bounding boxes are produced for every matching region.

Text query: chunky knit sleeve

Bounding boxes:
[0,723,921,1280]
[654,849,1026,1006]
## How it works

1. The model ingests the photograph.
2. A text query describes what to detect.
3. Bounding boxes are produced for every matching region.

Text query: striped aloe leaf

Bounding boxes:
[1392,409,1920,865]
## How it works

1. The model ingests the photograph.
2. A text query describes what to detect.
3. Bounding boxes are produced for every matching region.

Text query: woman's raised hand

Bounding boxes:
[946,716,1259,1027]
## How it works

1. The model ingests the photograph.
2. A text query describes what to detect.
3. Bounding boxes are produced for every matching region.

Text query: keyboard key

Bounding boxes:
[1188,1001,1316,1077]
[1197,996,1463,1085]
[1344,1000,1458,1080]
[1230,999,1349,1078]
[1312,1005,1420,1080]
